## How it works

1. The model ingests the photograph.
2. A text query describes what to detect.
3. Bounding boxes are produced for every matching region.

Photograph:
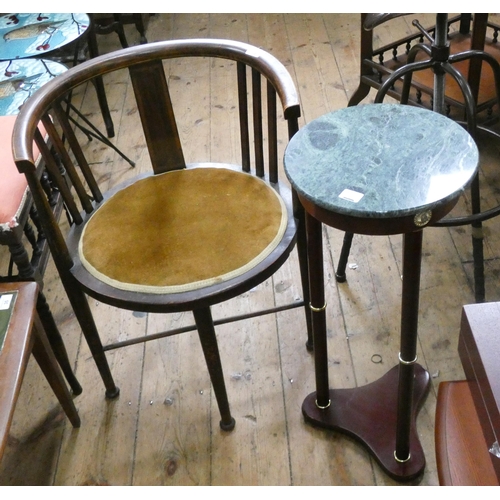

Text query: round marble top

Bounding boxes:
[284,104,478,221]
[0,13,89,61]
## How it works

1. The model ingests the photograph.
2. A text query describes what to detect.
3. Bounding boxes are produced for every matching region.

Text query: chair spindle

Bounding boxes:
[237,61,251,172]
[252,68,264,178]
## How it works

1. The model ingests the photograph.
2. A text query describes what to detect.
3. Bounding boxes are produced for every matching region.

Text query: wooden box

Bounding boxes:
[458,302,500,481]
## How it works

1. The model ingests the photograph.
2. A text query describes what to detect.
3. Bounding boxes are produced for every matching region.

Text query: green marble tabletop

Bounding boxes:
[284,104,478,220]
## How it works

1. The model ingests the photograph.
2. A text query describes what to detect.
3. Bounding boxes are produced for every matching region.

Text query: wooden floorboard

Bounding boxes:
[1,13,500,486]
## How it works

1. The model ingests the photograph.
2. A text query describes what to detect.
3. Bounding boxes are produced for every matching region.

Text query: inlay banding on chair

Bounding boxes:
[79,167,287,293]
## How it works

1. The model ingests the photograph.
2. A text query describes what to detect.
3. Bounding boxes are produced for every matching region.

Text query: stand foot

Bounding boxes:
[220,417,236,431]
[302,364,430,481]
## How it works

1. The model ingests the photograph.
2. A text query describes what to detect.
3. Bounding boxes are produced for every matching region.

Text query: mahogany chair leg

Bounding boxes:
[36,292,83,395]
[85,20,115,138]
[62,280,119,399]
[132,14,148,44]
[193,307,235,431]
[31,314,81,428]
[7,241,34,281]
[112,14,129,48]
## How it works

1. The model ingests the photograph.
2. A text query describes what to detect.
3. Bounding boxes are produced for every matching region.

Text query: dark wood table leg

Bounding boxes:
[394,230,430,469]
[86,20,115,138]
[305,211,330,406]
[302,223,430,481]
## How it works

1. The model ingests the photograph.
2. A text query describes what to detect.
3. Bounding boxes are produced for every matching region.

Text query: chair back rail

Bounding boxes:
[251,67,264,178]
[40,115,94,216]
[13,39,300,168]
[237,61,250,173]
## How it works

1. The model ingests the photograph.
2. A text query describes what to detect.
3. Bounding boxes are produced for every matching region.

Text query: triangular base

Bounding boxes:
[302,363,430,481]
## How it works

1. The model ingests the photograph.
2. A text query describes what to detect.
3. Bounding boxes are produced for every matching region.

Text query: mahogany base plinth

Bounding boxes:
[302,364,430,481]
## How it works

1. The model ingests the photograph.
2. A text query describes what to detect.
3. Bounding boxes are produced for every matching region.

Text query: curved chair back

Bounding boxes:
[13,38,301,263]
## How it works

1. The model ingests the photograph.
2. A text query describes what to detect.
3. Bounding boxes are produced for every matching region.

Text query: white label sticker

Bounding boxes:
[339,189,364,203]
[0,294,13,310]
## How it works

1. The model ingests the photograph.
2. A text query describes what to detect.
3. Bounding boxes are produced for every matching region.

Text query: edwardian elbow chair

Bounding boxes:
[12,39,311,430]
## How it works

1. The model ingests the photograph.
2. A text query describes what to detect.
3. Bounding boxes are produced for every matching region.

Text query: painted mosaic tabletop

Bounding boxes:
[0,58,67,115]
[284,103,479,220]
[0,13,89,61]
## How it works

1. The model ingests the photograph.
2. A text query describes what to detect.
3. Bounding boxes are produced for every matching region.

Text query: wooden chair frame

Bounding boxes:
[12,38,311,430]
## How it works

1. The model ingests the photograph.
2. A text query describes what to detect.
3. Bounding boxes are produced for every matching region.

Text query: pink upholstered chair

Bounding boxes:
[0,116,31,253]
[0,115,81,395]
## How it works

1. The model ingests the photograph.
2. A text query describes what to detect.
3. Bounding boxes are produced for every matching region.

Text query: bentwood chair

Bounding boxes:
[12,39,310,430]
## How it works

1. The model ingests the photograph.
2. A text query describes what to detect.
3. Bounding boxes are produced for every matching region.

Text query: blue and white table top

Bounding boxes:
[0,58,67,115]
[0,13,89,61]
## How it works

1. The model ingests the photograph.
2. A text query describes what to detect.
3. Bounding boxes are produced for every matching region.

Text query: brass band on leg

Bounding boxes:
[309,301,328,409]
[309,302,327,312]
[398,352,418,365]
[315,399,331,409]
[394,451,411,463]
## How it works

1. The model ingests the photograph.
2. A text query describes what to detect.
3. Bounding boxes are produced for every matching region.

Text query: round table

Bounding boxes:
[0,58,67,115]
[0,13,115,138]
[284,103,479,481]
[0,13,89,60]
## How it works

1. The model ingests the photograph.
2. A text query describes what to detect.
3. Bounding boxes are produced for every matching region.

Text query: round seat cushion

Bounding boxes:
[79,167,287,294]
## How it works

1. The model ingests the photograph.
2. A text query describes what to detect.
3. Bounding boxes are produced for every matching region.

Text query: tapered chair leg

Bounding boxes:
[31,314,81,428]
[113,14,129,48]
[193,307,235,431]
[36,292,82,395]
[62,280,119,399]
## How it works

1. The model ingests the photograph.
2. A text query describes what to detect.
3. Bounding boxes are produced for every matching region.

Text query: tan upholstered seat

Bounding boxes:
[79,167,287,293]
